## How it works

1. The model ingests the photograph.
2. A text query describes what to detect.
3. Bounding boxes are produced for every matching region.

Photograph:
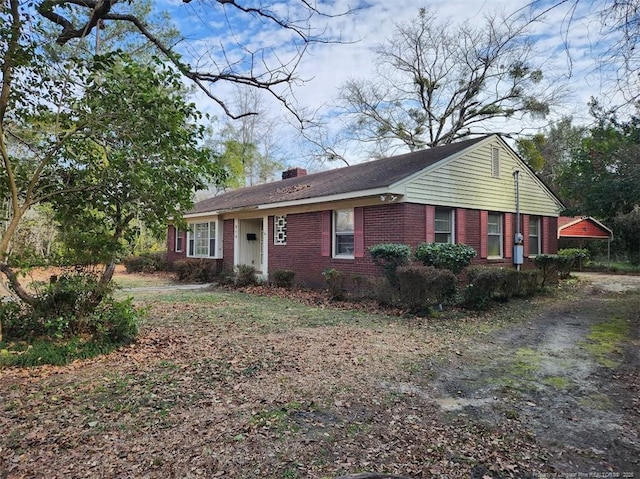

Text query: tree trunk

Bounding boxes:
[101,261,116,284]
[0,262,37,306]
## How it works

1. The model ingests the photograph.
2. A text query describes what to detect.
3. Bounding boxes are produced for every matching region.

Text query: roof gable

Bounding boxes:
[401,135,565,216]
[558,217,613,239]
[188,135,489,214]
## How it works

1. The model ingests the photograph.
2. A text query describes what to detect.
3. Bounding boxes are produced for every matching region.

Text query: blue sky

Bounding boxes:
[149,1,624,165]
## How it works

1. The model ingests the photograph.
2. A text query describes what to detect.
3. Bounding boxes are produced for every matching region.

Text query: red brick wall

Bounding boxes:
[166,205,559,286]
[266,204,429,288]
[166,225,186,263]
[222,219,235,272]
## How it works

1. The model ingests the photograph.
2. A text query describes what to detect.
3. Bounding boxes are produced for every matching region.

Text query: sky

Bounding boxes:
[151,0,626,168]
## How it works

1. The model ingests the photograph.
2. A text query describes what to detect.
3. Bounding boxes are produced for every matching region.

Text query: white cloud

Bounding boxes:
[154,0,630,165]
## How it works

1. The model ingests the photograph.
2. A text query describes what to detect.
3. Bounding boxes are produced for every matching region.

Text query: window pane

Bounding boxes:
[487,213,502,257]
[194,222,209,256]
[488,236,501,257]
[336,233,354,255]
[335,210,354,233]
[435,208,452,243]
[529,217,540,255]
[175,230,183,251]
[435,233,451,244]
[209,238,216,257]
[188,239,194,256]
[488,214,501,234]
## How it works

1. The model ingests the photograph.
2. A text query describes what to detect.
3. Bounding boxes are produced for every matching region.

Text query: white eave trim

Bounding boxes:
[186,186,404,217]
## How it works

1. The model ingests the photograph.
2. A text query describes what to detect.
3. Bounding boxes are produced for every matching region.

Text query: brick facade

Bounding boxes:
[168,204,557,288]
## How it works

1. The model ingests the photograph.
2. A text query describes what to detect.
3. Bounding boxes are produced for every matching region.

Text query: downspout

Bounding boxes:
[513,170,524,270]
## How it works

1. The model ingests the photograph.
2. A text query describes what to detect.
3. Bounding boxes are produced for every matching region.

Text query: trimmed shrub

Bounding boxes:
[558,248,590,278]
[414,243,477,273]
[501,269,540,298]
[533,255,562,287]
[271,269,295,288]
[123,252,168,273]
[173,259,219,282]
[463,267,507,310]
[322,268,345,300]
[235,265,258,287]
[368,243,412,287]
[463,267,540,310]
[396,264,457,314]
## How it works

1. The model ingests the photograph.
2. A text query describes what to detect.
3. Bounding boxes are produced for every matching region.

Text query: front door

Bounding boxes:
[237,218,264,273]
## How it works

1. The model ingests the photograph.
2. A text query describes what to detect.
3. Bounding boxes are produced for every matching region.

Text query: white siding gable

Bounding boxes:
[401,136,563,216]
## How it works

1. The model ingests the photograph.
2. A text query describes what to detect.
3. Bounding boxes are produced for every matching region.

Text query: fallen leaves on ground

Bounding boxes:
[1,283,633,478]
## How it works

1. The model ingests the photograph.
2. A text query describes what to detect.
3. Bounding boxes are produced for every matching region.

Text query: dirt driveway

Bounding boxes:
[419,274,640,475]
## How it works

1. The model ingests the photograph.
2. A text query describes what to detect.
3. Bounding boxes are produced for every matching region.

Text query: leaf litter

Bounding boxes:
[1,281,638,478]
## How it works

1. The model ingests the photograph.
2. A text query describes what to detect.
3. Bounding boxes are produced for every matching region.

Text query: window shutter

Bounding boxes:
[480,210,488,259]
[542,216,551,253]
[354,207,364,258]
[425,206,435,243]
[505,213,513,259]
[456,208,466,244]
[522,214,529,253]
[321,210,331,257]
[168,225,175,251]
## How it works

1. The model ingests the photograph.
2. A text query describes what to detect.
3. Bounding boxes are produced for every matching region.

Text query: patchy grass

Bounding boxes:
[113,272,174,289]
[1,283,637,478]
[580,316,630,368]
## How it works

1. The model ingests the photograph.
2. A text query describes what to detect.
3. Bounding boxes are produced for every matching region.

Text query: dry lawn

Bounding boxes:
[0,278,637,478]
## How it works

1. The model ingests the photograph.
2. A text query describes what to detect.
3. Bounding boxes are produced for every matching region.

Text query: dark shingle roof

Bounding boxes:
[188,135,489,214]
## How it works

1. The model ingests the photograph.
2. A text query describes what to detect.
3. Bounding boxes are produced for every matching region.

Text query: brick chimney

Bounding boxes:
[281,167,307,180]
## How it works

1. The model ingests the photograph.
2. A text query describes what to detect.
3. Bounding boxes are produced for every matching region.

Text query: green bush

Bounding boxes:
[91,297,143,344]
[322,268,345,300]
[173,258,219,282]
[396,264,457,314]
[501,269,540,298]
[0,274,144,366]
[123,252,168,273]
[533,255,562,287]
[368,243,412,287]
[235,265,257,287]
[463,267,506,310]
[30,272,113,327]
[271,269,295,288]
[463,267,540,310]
[557,248,590,277]
[414,243,477,273]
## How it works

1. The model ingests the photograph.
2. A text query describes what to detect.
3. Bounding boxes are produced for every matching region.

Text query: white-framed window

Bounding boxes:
[491,146,500,178]
[187,221,218,258]
[334,209,354,257]
[274,215,287,245]
[529,216,541,256]
[435,208,454,244]
[487,212,503,258]
[175,228,184,252]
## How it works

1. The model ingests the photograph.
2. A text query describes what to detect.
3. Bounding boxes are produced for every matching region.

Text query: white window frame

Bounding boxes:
[434,208,455,244]
[274,215,287,245]
[333,209,354,258]
[529,216,541,256]
[187,220,221,258]
[175,228,184,252]
[487,212,503,258]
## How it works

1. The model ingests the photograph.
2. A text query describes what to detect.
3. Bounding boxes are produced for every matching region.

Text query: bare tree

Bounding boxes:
[34,0,354,120]
[526,0,640,106]
[333,8,565,156]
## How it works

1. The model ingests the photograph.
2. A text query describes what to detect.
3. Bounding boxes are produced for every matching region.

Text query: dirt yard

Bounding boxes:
[0,273,638,478]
